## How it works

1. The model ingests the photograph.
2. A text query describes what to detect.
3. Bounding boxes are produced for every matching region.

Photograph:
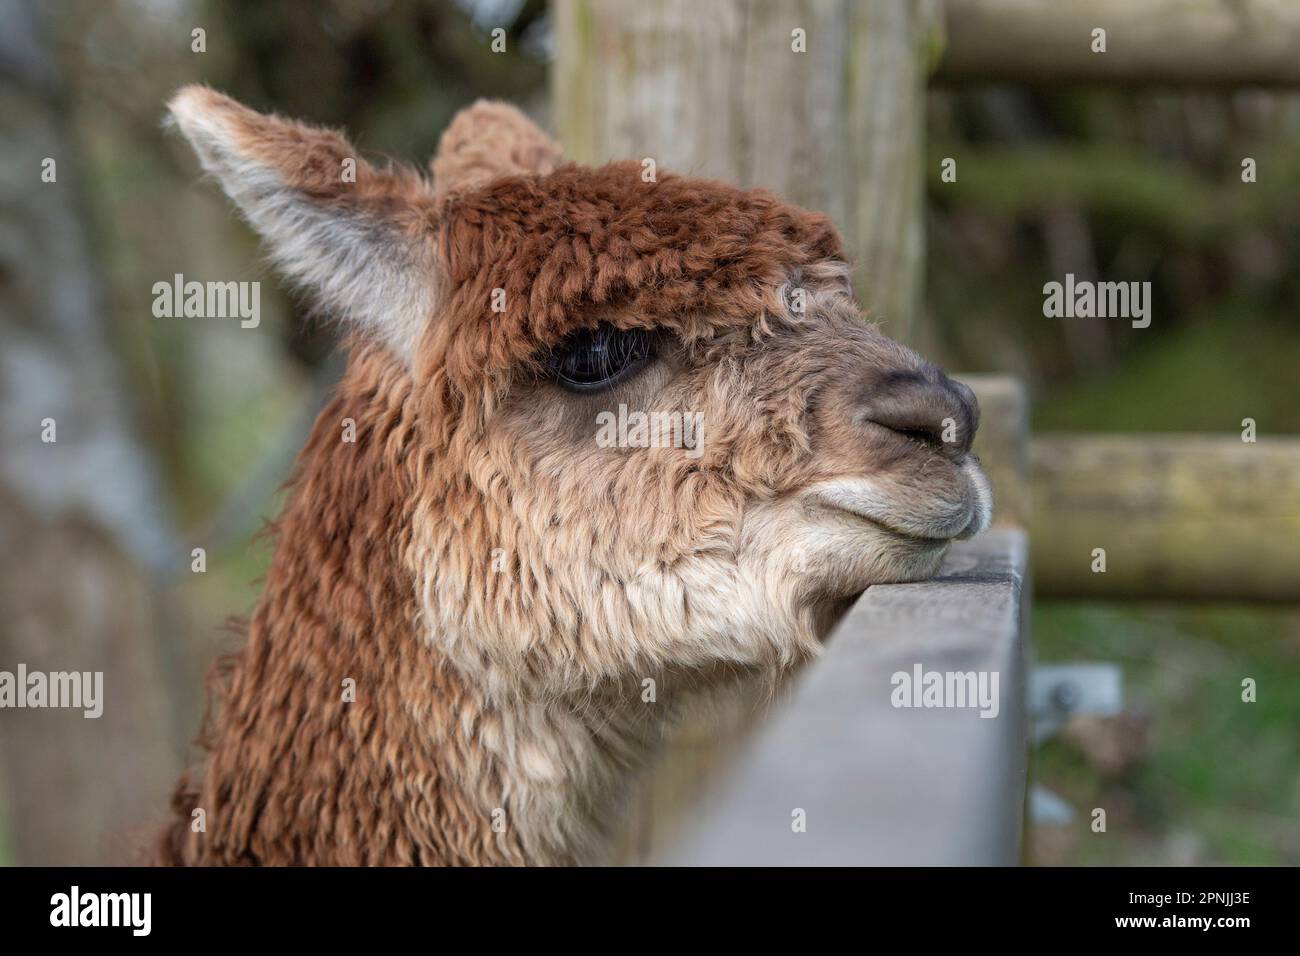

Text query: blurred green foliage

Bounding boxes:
[1034,311,1300,434]
[925,89,1300,406]
[1034,602,1300,865]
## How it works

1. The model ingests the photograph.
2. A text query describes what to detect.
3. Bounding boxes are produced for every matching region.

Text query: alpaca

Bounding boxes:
[158,87,992,866]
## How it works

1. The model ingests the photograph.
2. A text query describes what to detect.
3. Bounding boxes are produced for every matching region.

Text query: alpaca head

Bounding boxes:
[168,88,991,699]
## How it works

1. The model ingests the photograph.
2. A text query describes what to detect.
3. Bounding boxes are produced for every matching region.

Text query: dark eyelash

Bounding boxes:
[545,325,655,393]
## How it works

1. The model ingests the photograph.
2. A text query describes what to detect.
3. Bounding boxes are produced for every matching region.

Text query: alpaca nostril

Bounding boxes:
[892,423,948,452]
[861,370,978,460]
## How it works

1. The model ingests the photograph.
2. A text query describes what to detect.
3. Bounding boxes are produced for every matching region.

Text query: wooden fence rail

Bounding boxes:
[1031,434,1300,601]
[660,529,1030,865]
[937,0,1300,87]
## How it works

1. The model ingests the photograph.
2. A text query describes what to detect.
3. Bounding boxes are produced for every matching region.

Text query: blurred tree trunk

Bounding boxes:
[553,0,938,343]
[0,0,180,864]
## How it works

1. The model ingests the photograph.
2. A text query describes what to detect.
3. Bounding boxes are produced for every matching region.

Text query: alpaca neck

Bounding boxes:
[165,352,667,865]
[460,675,671,864]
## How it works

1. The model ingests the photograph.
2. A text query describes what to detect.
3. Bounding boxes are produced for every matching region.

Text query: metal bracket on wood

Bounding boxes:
[1029,663,1123,824]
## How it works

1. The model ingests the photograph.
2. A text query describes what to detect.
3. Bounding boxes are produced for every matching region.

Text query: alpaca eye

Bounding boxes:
[547,325,655,393]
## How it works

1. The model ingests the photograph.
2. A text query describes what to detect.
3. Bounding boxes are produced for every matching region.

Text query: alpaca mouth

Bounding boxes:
[955,458,994,538]
[810,458,993,543]
[819,502,962,544]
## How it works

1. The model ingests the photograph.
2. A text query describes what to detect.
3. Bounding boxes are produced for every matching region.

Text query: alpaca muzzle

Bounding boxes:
[859,367,979,462]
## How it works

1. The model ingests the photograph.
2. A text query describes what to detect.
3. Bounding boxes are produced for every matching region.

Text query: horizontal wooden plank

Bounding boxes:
[1030,434,1300,601]
[659,528,1029,866]
[936,0,1300,86]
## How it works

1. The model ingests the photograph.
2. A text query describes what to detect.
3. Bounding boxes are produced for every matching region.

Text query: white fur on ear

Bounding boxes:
[167,86,438,360]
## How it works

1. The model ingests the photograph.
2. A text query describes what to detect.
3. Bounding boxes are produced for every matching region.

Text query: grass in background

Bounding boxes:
[1031,602,1300,865]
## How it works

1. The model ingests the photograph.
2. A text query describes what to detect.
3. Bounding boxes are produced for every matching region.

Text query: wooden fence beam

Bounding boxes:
[1030,434,1300,601]
[936,0,1300,87]
[660,528,1029,865]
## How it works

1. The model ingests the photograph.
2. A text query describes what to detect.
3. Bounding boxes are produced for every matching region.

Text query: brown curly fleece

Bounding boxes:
[436,161,843,372]
[158,89,986,866]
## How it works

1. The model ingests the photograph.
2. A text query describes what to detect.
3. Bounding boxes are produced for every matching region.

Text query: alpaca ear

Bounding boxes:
[431,99,563,196]
[166,85,439,358]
